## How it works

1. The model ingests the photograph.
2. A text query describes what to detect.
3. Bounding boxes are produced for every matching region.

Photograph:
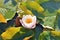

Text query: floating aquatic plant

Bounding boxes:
[0,0,60,40]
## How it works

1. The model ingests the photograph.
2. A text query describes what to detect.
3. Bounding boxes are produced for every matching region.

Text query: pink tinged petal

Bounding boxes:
[20,15,36,29]
[20,20,25,27]
[31,25,36,29]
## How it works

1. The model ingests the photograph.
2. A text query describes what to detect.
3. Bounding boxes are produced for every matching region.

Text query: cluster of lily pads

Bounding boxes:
[0,0,60,40]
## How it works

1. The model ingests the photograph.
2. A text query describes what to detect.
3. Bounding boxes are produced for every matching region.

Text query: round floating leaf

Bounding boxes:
[12,27,33,40]
[39,31,51,40]
[1,27,20,40]
[0,0,17,20]
[4,10,16,20]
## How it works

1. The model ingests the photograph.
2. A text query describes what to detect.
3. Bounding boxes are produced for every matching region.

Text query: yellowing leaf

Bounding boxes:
[51,31,60,37]
[0,13,7,23]
[27,1,44,13]
[57,9,60,14]
[26,10,34,16]
[1,27,21,40]
[23,35,33,40]
[18,3,34,16]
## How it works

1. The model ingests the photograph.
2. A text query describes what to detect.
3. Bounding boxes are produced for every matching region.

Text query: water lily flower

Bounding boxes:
[20,15,36,29]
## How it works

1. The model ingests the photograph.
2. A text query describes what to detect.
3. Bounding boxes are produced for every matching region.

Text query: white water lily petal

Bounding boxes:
[20,15,36,29]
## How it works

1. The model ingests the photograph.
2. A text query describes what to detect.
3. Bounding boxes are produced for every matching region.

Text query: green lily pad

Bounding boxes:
[0,0,4,7]
[39,31,50,40]
[0,0,17,20]
[4,10,16,20]
[54,10,60,30]
[12,27,33,40]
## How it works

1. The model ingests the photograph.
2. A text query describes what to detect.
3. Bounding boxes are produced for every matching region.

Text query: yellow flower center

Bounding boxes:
[25,18,32,24]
